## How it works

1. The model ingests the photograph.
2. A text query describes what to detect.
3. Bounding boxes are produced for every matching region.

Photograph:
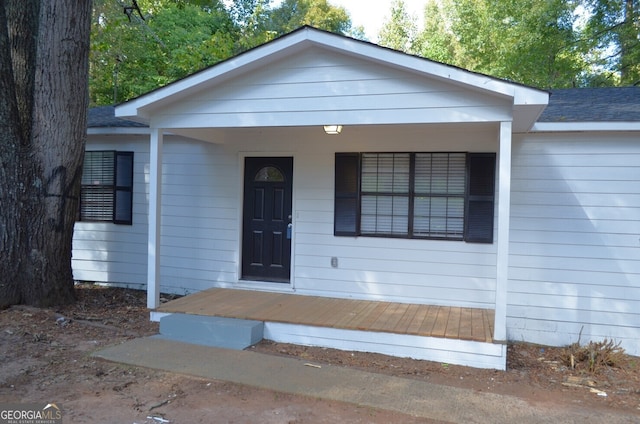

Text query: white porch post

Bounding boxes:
[147,128,164,309]
[494,121,512,342]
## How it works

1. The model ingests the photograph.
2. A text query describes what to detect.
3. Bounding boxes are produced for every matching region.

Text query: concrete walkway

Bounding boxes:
[94,337,636,424]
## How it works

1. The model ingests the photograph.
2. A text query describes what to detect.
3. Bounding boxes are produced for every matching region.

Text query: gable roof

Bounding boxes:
[539,87,640,122]
[116,26,548,132]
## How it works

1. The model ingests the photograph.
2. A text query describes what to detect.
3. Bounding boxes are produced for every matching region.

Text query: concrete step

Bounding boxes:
[156,314,264,350]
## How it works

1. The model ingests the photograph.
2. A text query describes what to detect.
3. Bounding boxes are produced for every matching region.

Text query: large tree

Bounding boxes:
[454,0,583,88]
[583,0,639,85]
[266,0,351,36]
[405,0,584,89]
[413,0,460,62]
[91,0,235,105]
[89,0,356,104]
[0,1,92,307]
[381,0,637,88]
[378,0,419,53]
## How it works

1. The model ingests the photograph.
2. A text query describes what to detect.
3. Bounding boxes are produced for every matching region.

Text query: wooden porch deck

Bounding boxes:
[156,288,494,343]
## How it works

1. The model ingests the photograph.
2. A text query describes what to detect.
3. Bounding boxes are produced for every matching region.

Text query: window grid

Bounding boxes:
[360,152,467,240]
[360,153,410,236]
[80,151,116,222]
[334,152,495,243]
[413,153,466,240]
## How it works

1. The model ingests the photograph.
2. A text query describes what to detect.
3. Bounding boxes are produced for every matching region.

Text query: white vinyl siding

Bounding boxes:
[295,124,499,308]
[150,48,512,134]
[74,135,242,295]
[81,124,497,307]
[508,132,640,356]
[73,137,149,287]
[103,42,506,304]
[158,140,240,294]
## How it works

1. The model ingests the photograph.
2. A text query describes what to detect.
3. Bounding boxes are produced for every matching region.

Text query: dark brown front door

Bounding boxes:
[242,157,293,282]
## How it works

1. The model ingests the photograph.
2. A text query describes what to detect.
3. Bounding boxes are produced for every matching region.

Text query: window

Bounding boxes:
[80,151,134,225]
[334,152,495,243]
[254,166,285,182]
[361,153,410,236]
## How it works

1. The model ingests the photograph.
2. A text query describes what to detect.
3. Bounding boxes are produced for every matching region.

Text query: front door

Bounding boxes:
[242,157,293,282]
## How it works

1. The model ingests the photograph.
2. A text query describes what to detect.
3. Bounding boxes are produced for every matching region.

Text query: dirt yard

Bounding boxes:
[0,284,638,423]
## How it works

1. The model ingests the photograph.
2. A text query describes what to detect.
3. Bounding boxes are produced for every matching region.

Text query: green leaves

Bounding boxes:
[378,0,419,52]
[582,0,639,85]
[90,0,354,105]
[90,0,236,105]
[408,0,585,88]
[380,0,637,88]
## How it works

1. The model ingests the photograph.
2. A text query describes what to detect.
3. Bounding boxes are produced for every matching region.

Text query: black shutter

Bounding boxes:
[114,151,134,225]
[465,153,496,243]
[334,153,360,236]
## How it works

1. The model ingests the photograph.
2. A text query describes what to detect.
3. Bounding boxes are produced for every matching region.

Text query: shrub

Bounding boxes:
[564,338,626,373]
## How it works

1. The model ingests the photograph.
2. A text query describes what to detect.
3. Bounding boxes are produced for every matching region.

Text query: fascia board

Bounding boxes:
[531,121,640,132]
[87,127,150,136]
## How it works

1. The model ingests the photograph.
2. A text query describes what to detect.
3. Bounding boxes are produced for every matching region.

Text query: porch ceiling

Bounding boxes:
[163,122,501,144]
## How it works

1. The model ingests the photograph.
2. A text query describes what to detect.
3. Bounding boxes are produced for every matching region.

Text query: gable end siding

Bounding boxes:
[152,49,512,129]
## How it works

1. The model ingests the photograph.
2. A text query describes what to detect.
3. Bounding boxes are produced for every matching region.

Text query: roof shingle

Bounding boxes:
[539,87,640,122]
[88,106,147,128]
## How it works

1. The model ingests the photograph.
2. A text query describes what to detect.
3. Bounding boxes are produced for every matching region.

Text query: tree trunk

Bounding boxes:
[0,0,92,308]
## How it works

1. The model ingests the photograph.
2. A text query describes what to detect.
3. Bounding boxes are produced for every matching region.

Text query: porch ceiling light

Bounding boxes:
[323,125,343,135]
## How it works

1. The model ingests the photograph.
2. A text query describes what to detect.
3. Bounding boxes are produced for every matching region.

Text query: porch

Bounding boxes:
[154,288,506,369]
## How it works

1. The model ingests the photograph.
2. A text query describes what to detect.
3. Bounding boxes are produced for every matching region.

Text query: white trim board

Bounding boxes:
[531,122,640,132]
[263,322,507,370]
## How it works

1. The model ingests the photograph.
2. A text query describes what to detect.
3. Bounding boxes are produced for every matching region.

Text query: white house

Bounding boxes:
[74,27,639,369]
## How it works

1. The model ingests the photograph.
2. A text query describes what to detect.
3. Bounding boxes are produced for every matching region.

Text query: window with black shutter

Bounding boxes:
[80,151,134,225]
[334,152,495,243]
